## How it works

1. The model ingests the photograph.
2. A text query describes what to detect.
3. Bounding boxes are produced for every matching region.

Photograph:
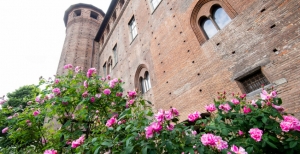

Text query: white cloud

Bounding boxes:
[0,0,111,96]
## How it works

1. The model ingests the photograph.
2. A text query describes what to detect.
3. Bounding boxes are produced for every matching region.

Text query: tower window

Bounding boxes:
[113,44,118,65]
[129,16,137,40]
[238,70,270,93]
[112,11,117,22]
[90,11,99,20]
[73,10,81,17]
[107,57,113,75]
[199,5,231,39]
[120,0,125,8]
[151,0,162,10]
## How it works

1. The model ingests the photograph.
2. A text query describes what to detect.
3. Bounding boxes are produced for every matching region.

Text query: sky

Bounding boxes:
[0,0,111,97]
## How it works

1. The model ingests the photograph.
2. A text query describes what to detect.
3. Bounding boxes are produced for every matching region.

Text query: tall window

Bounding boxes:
[113,44,118,65]
[238,70,270,93]
[107,58,113,75]
[151,0,162,10]
[103,63,107,77]
[140,71,151,94]
[129,16,137,40]
[199,5,231,39]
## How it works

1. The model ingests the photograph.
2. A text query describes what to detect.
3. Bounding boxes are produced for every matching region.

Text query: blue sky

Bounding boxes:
[0,0,111,96]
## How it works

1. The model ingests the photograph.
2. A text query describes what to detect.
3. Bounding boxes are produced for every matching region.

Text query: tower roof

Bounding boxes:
[63,3,105,27]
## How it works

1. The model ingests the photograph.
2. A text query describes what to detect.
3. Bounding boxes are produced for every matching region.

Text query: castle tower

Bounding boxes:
[56,4,105,75]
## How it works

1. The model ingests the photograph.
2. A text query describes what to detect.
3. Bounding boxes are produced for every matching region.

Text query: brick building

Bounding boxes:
[57,0,300,119]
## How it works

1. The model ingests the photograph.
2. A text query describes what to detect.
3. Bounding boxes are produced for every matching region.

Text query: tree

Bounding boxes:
[5,85,40,108]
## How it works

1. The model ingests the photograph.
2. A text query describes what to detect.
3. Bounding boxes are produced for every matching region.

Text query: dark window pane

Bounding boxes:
[239,70,270,93]
[213,7,231,29]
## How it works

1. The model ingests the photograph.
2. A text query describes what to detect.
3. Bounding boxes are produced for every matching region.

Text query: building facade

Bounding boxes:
[57,0,300,119]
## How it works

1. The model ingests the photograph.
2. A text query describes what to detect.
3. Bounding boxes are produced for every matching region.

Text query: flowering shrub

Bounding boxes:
[0,64,300,153]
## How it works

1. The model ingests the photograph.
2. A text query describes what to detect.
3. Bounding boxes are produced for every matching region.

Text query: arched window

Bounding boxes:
[200,17,218,39]
[119,0,125,8]
[212,5,231,29]
[191,1,237,44]
[134,65,152,94]
[103,62,107,77]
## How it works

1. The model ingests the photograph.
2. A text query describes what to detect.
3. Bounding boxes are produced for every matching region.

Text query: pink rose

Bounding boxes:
[272,104,284,112]
[151,122,162,132]
[167,123,174,131]
[231,145,247,154]
[155,109,165,122]
[54,79,59,84]
[280,121,294,132]
[188,111,200,122]
[260,90,277,100]
[0,99,6,105]
[103,89,111,95]
[170,107,179,116]
[240,94,247,99]
[116,92,123,97]
[238,130,244,136]
[82,91,88,97]
[106,75,111,80]
[90,97,95,103]
[205,104,216,112]
[127,90,137,98]
[86,68,96,78]
[214,136,228,150]
[71,135,85,148]
[2,127,8,134]
[145,126,154,139]
[52,88,61,95]
[249,128,263,142]
[63,64,73,69]
[95,93,101,98]
[84,80,88,88]
[35,96,41,103]
[243,106,251,114]
[33,110,40,116]
[191,130,197,136]
[219,103,231,112]
[164,111,173,120]
[44,149,58,154]
[231,98,240,105]
[200,133,216,146]
[251,100,258,107]
[75,66,81,73]
[106,117,117,127]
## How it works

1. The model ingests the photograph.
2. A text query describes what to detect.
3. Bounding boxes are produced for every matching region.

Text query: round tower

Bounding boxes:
[56,3,105,75]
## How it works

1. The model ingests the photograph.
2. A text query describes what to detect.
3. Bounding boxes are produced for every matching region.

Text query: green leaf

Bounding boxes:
[289,141,297,148]
[221,129,228,136]
[266,140,278,149]
[286,138,294,141]
[94,146,101,154]
[101,141,113,147]
[142,146,148,154]
[262,117,268,124]
[92,137,97,143]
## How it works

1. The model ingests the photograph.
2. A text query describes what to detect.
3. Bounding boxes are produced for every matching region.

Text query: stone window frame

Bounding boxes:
[128,16,138,42]
[112,44,118,66]
[190,0,237,45]
[73,10,81,17]
[90,11,99,20]
[134,64,152,94]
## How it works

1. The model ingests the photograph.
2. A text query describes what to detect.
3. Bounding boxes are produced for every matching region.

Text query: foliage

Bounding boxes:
[5,85,40,108]
[0,65,300,154]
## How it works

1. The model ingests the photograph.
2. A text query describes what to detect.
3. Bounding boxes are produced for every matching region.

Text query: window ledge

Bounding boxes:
[130,34,138,45]
[246,84,273,98]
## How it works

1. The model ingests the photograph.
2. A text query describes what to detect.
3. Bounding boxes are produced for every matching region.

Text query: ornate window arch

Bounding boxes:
[191,0,237,45]
[134,64,152,94]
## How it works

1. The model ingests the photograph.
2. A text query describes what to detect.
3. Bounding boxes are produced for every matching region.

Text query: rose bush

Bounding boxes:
[0,65,299,153]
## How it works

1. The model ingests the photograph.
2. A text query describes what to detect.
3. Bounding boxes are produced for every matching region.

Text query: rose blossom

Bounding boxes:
[35,96,41,103]
[155,109,165,122]
[145,125,154,139]
[71,135,85,148]
[214,136,228,150]
[86,68,96,78]
[2,127,8,134]
[243,106,252,114]
[52,88,61,95]
[164,111,173,120]
[96,110,99,113]
[205,104,216,112]
[240,94,247,99]
[127,90,137,98]
[249,128,263,142]
[219,103,231,112]
[200,133,216,146]
[75,66,81,73]
[260,90,277,100]
[0,99,6,105]
[90,97,95,103]
[103,89,111,95]
[170,107,179,116]
[280,121,294,132]
[188,111,200,122]
[7,116,12,119]
[191,130,197,136]
[238,130,244,136]
[106,75,111,80]
[106,117,117,127]
[109,78,119,88]
[84,80,88,88]
[231,98,240,105]
[63,64,73,69]
[151,122,163,132]
[116,92,123,97]
[33,110,40,116]
[231,145,247,154]
[54,79,59,84]
[44,149,58,154]
[272,104,284,112]
[82,91,88,97]
[167,123,174,131]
